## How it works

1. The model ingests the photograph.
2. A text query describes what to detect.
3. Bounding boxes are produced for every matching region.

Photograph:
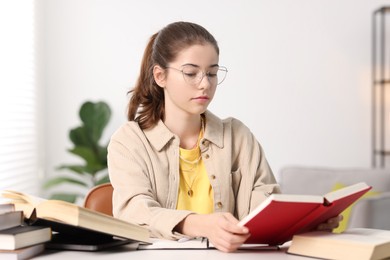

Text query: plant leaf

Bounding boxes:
[48,101,111,198]
[56,165,87,175]
[58,164,107,176]
[79,101,111,143]
[68,146,99,165]
[69,126,92,147]
[97,145,108,164]
[43,177,88,189]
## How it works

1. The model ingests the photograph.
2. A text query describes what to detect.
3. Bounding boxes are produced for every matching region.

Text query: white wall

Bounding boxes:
[40,0,390,185]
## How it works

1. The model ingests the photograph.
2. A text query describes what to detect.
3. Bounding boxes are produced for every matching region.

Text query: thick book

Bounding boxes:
[0,203,15,214]
[0,225,51,250]
[1,190,150,244]
[238,182,371,245]
[287,228,390,260]
[45,233,138,251]
[0,211,24,231]
[0,243,45,260]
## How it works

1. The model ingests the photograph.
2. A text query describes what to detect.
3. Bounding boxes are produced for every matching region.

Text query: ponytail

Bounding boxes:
[127,33,165,130]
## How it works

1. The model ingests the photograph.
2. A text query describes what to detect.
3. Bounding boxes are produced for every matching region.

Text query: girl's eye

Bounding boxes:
[207,72,217,78]
[184,72,197,78]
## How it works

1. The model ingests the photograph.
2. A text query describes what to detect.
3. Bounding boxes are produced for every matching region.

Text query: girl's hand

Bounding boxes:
[316,215,343,231]
[202,212,250,252]
[176,212,250,252]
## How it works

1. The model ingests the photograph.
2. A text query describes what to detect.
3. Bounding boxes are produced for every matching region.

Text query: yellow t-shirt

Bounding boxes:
[176,143,214,214]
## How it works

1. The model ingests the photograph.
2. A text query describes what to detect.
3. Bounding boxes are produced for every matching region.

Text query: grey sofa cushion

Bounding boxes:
[279,166,390,195]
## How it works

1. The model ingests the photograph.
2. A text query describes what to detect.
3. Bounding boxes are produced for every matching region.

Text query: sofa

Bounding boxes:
[278,166,390,231]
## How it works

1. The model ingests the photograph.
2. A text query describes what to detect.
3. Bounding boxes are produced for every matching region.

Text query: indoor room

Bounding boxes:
[1,0,390,259]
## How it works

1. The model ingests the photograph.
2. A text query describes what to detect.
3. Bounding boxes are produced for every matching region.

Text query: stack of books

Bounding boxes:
[1,190,150,252]
[0,203,51,260]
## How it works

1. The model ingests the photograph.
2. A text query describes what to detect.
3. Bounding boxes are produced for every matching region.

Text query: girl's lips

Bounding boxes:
[193,96,209,100]
[192,96,210,104]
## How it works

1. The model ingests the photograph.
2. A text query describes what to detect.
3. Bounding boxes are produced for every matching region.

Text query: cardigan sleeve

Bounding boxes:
[107,123,193,240]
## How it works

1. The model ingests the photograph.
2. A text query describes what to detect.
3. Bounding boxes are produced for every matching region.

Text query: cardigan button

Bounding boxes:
[202,140,210,146]
[204,154,210,159]
[211,175,216,180]
[216,202,223,208]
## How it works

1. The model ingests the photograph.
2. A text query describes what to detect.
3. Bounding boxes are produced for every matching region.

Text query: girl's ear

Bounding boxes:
[153,65,166,88]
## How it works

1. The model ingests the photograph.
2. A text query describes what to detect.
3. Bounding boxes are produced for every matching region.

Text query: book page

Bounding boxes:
[295,228,390,245]
[1,190,46,206]
[1,190,46,218]
[344,228,390,240]
[323,182,370,203]
[138,237,208,249]
[138,237,279,250]
[287,228,390,260]
[35,199,80,224]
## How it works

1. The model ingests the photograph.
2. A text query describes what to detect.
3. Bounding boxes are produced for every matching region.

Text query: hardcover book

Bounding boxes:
[45,233,138,251]
[0,225,51,250]
[238,182,371,245]
[0,243,45,260]
[0,204,15,215]
[287,228,390,260]
[0,211,24,231]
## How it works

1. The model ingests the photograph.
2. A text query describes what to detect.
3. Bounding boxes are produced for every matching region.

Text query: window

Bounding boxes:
[0,1,41,195]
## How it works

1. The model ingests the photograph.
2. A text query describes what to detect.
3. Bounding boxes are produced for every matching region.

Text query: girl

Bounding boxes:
[108,21,339,252]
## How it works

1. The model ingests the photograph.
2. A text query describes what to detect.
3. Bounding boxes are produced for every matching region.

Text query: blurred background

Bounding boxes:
[1,0,389,200]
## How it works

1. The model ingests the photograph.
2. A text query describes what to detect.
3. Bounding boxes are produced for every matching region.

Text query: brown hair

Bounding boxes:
[127,21,219,130]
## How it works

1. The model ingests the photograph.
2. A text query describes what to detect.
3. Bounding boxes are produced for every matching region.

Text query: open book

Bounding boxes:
[138,237,211,250]
[138,237,279,250]
[1,190,150,245]
[287,228,390,260]
[238,182,371,245]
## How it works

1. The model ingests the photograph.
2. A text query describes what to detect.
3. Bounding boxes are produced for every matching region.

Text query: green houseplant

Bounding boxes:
[44,101,112,203]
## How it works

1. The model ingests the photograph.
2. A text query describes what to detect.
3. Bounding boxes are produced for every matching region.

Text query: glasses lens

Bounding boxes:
[217,67,228,85]
[181,66,202,85]
[181,65,228,86]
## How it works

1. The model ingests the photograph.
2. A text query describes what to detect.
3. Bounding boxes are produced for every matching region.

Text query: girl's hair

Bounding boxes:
[127,21,219,129]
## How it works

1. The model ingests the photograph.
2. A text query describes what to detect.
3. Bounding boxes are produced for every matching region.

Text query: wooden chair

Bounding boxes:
[83,183,114,216]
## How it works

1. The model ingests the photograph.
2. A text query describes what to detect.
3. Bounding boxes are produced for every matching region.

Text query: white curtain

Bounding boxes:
[0,0,41,195]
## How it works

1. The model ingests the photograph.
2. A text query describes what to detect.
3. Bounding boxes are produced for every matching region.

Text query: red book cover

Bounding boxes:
[239,182,371,245]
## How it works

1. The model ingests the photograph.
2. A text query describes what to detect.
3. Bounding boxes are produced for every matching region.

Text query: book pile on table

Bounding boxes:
[1,190,150,253]
[0,203,51,260]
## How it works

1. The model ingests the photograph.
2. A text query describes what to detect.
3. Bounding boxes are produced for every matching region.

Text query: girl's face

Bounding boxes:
[158,43,219,118]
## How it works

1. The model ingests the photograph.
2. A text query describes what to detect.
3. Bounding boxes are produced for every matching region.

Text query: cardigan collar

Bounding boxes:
[143,110,224,152]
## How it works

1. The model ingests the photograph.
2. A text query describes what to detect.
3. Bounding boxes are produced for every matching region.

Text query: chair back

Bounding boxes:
[84,183,113,216]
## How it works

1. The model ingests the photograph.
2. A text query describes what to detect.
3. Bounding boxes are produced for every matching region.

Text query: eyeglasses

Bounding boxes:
[166,65,228,86]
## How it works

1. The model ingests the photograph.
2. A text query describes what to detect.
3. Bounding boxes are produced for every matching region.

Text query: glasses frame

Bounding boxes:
[166,65,228,86]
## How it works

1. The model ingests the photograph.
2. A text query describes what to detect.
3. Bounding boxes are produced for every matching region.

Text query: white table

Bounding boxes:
[33,245,310,260]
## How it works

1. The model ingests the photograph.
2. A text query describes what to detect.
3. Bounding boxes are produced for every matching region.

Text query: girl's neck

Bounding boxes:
[164,114,203,149]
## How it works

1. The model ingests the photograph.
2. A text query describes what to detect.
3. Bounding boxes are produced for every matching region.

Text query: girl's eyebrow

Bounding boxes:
[181,63,220,68]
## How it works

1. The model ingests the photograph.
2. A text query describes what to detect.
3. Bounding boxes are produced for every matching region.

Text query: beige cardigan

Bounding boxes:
[108,110,280,239]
